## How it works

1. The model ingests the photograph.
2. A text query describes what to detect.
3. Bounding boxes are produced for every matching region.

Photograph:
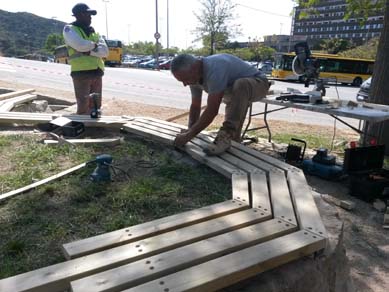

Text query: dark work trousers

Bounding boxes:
[72,75,102,115]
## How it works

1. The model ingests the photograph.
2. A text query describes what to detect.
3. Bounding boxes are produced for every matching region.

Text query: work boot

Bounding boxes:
[204,129,233,156]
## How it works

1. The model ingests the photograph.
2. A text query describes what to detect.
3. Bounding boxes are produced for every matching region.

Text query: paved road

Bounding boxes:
[0,57,361,129]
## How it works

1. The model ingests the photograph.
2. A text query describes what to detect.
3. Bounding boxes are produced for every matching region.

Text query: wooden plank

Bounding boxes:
[0,163,86,202]
[219,152,258,173]
[0,209,269,292]
[165,105,207,122]
[0,112,129,127]
[131,119,260,175]
[184,144,239,178]
[268,170,297,225]
[0,94,37,111]
[250,170,272,215]
[230,140,299,172]
[231,172,250,205]
[0,88,35,101]
[136,117,187,131]
[63,200,248,259]
[122,123,175,145]
[44,138,122,146]
[287,170,327,237]
[123,230,326,292]
[227,147,276,172]
[124,121,239,178]
[70,219,297,292]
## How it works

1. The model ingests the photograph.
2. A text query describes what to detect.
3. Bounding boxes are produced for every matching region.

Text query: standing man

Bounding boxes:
[63,3,109,115]
[171,53,269,155]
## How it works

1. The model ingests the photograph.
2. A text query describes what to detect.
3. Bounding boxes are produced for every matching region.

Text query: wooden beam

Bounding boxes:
[0,89,35,101]
[70,219,297,292]
[268,170,297,225]
[184,143,239,178]
[122,123,175,145]
[123,121,240,178]
[165,105,207,122]
[231,172,250,205]
[287,170,327,237]
[0,94,37,111]
[122,231,326,292]
[0,209,269,292]
[44,138,122,146]
[62,200,248,259]
[250,170,272,215]
[0,163,86,202]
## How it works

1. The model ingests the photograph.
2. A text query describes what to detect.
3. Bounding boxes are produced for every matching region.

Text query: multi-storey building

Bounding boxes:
[292,0,384,46]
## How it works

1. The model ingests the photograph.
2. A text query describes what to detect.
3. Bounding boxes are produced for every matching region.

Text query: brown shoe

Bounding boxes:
[204,129,232,156]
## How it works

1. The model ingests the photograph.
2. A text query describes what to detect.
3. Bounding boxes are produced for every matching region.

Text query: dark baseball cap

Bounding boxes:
[72,3,97,16]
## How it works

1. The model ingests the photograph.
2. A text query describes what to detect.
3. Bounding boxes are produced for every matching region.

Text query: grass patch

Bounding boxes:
[0,134,231,278]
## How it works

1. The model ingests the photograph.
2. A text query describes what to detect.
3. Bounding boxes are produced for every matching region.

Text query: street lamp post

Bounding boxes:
[51,16,59,46]
[102,0,109,39]
[155,0,160,70]
[166,0,169,51]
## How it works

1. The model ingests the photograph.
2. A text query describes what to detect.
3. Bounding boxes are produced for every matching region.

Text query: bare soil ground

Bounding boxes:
[1,80,388,291]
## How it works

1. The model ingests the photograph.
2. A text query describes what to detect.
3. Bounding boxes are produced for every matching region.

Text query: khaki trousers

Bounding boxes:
[72,75,102,115]
[222,76,269,141]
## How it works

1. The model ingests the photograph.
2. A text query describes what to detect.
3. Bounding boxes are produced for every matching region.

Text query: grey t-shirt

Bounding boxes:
[190,54,265,97]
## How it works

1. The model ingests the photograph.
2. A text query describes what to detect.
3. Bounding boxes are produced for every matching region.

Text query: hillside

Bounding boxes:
[0,9,66,57]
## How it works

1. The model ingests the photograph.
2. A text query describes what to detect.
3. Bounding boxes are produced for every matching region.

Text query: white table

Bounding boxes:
[243,96,389,145]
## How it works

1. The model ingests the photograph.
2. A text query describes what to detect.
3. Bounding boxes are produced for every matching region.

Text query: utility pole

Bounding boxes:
[127,24,131,45]
[166,0,169,52]
[51,16,59,46]
[155,0,160,70]
[102,0,109,39]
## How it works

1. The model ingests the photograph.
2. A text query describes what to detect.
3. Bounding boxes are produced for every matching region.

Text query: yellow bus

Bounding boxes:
[54,39,123,67]
[104,39,122,67]
[271,52,374,86]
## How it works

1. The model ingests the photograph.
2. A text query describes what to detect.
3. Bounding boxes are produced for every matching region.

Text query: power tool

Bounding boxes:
[88,154,112,182]
[302,148,343,180]
[89,93,101,119]
[291,42,327,98]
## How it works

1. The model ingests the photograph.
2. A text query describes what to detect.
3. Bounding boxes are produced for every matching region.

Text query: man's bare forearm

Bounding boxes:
[188,104,201,128]
[188,108,217,137]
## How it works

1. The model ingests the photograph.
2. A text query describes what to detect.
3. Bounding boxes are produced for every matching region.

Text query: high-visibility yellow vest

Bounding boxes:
[67,25,105,72]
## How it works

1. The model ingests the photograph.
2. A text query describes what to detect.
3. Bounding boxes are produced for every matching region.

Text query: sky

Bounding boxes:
[1,0,296,49]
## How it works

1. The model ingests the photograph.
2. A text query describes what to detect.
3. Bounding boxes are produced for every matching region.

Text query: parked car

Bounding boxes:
[356,77,371,102]
[258,63,273,75]
[159,59,171,70]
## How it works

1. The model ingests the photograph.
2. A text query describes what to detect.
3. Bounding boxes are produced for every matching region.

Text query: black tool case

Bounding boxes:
[344,145,389,202]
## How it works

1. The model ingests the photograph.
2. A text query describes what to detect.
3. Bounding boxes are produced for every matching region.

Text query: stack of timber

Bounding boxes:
[0,117,328,292]
[0,89,134,127]
[0,111,133,127]
[0,89,37,112]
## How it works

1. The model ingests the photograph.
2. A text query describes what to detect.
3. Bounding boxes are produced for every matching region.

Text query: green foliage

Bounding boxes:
[0,135,231,277]
[344,0,386,23]
[339,37,379,59]
[123,41,158,55]
[0,10,65,56]
[294,0,385,23]
[318,38,354,54]
[194,0,240,55]
[44,33,65,54]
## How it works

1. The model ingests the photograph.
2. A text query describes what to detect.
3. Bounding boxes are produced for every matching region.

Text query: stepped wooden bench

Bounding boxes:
[0,117,328,292]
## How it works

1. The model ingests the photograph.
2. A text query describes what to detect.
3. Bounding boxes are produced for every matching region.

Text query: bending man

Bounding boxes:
[63,3,108,115]
[171,53,269,155]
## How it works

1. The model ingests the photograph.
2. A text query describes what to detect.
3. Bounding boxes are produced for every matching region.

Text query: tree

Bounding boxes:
[194,0,240,55]
[294,0,389,154]
[44,33,64,54]
[124,41,157,55]
[339,37,379,59]
[318,38,353,54]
